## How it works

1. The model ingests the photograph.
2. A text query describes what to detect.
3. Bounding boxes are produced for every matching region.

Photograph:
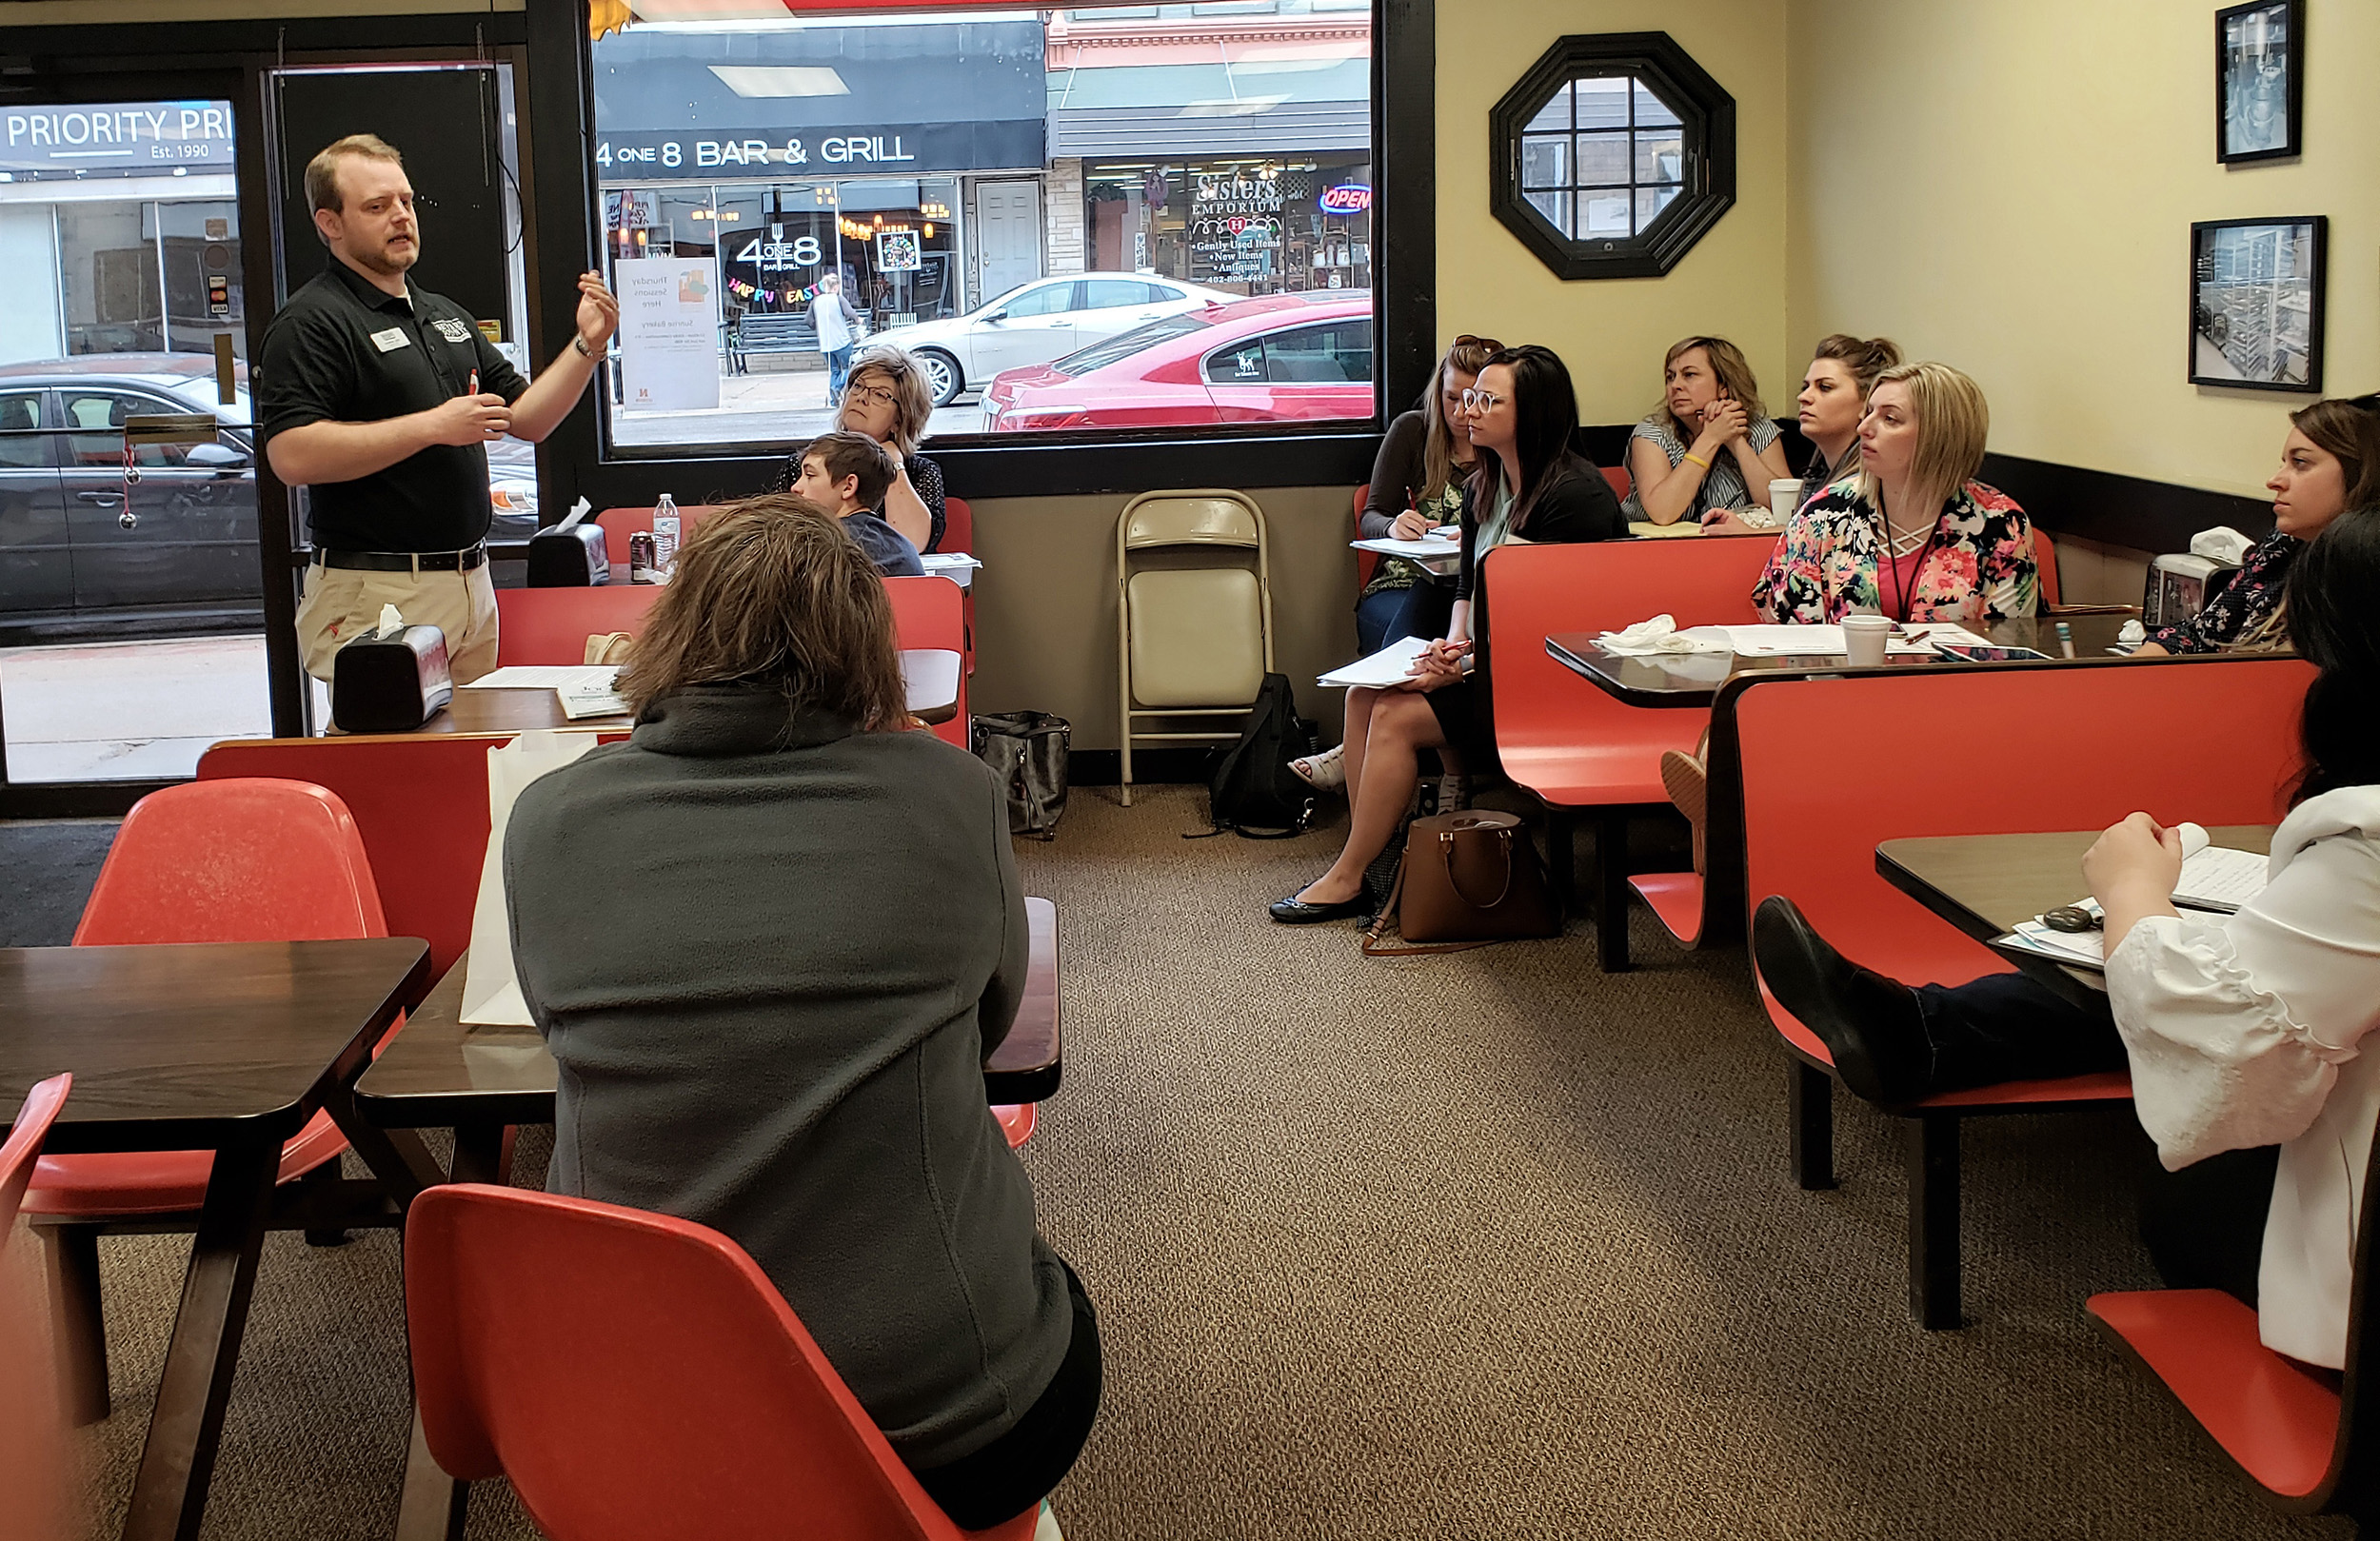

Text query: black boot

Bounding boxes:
[1753,897,1934,1105]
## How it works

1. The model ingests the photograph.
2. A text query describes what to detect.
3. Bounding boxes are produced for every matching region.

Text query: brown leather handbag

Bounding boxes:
[1361,809,1561,955]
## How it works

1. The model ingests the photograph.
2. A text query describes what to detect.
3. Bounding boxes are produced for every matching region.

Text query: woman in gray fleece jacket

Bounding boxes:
[503,500,1098,1530]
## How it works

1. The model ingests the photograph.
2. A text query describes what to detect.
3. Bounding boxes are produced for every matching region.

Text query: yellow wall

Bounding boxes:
[1437,0,1793,426]
[1789,0,2380,501]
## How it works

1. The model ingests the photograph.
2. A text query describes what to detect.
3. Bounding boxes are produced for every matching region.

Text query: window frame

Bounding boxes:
[1487,31,1735,282]
[529,0,1434,504]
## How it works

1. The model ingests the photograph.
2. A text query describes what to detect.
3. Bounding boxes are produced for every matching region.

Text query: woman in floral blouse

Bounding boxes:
[2134,398,2380,656]
[1752,361,2036,624]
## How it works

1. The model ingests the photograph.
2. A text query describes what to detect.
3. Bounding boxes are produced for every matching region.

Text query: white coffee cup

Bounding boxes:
[1842,613,1893,666]
[1769,478,1802,524]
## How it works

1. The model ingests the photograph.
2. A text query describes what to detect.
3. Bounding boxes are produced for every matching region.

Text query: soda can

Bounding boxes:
[628,531,657,583]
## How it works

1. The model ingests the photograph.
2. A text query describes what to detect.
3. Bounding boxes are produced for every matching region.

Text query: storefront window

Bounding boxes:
[595,3,1375,451]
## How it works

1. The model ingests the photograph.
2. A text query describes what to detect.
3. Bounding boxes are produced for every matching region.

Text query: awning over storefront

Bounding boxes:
[1047,57,1369,158]
[593,20,1046,181]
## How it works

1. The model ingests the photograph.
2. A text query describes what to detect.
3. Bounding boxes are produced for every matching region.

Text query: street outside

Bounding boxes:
[609,356,986,448]
[1,635,274,784]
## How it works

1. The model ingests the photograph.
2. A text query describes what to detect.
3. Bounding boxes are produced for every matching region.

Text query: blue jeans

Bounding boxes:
[1355,579,1457,655]
[825,345,856,399]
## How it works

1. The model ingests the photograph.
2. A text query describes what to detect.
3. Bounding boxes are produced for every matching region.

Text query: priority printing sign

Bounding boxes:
[2,101,234,179]
[615,257,721,413]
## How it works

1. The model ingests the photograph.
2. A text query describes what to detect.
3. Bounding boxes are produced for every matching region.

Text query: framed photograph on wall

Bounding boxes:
[2190,216,2326,392]
[2216,0,2303,163]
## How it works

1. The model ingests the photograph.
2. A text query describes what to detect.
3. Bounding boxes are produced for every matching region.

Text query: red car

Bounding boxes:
[979,291,1374,433]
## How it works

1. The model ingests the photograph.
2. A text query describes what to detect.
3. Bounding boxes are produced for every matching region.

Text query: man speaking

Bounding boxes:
[259,133,619,682]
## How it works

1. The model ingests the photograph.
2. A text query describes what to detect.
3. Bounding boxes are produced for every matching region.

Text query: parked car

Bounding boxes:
[866,272,1237,407]
[0,354,538,635]
[978,291,1375,434]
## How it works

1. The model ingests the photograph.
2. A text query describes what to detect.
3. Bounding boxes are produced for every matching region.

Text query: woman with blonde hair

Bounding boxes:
[1625,335,1795,528]
[504,499,1099,1531]
[1754,360,2035,624]
[798,343,948,553]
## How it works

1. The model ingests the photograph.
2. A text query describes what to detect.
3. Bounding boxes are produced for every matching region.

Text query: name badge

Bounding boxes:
[433,317,473,345]
[369,326,411,353]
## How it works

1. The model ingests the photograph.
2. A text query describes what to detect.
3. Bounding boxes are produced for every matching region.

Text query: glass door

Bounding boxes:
[0,96,269,795]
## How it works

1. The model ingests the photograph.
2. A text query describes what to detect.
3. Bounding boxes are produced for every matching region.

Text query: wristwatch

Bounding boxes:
[572,334,596,359]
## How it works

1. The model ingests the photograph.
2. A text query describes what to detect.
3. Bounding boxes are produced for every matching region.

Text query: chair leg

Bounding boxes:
[1595,809,1631,973]
[44,1223,110,1424]
[1907,1114,1963,1330]
[298,1161,351,1247]
[1789,1061,1836,1191]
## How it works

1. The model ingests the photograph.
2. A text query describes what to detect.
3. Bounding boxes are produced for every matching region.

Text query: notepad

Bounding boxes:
[556,682,631,720]
[2172,825,2268,914]
[1350,537,1461,560]
[1319,636,1434,689]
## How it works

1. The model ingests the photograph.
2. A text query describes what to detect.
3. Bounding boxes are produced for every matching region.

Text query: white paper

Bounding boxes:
[459,731,602,1027]
[1319,636,1434,689]
[556,683,631,720]
[920,552,981,590]
[1352,537,1460,560]
[1709,623,1983,657]
[2173,844,2269,914]
[1996,920,2108,971]
[615,257,722,413]
[461,665,621,691]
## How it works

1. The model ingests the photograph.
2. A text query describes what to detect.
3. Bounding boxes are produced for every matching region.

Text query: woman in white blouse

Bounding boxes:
[1755,507,2380,1369]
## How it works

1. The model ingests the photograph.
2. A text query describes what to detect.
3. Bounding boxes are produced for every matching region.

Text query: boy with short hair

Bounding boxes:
[793,430,924,576]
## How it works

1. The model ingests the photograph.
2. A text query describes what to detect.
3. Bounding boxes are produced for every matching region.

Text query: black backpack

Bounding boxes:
[1196,672,1318,839]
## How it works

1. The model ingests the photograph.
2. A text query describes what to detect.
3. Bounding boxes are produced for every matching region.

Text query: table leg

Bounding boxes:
[390,1120,510,1540]
[322,1080,448,1212]
[120,1142,277,1541]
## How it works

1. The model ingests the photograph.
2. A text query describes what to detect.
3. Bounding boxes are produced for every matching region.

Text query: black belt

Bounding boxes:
[315,544,486,573]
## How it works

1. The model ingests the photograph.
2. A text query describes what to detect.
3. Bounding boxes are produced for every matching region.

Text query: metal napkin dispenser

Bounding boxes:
[332,622,452,732]
[527,522,610,586]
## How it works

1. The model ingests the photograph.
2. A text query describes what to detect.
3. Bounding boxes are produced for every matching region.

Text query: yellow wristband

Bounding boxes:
[1681,450,1711,470]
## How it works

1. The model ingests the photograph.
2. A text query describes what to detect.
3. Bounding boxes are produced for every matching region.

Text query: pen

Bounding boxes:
[2055,622,2075,659]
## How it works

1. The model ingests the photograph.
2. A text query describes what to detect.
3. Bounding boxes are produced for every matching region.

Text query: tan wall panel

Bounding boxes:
[968,484,1361,751]
[1437,0,1792,427]
[1789,0,2379,500]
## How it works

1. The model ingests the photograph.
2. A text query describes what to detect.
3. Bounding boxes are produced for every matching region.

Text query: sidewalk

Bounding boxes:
[1,635,271,783]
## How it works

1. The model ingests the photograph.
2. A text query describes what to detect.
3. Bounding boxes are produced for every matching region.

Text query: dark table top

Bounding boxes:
[1875,825,2274,997]
[356,899,1063,1125]
[0,938,430,1153]
[386,649,962,736]
[1547,612,2141,708]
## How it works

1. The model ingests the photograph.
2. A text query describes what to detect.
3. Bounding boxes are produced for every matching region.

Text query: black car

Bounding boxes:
[0,354,538,638]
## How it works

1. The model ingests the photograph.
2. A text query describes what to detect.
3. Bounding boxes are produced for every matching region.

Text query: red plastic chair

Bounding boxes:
[26,779,392,1418]
[1601,464,1633,504]
[884,575,969,747]
[941,494,973,556]
[495,585,667,667]
[407,1184,1043,1541]
[1480,535,1777,970]
[2034,527,2063,610]
[1733,655,2313,1326]
[594,504,724,566]
[1,1075,70,1245]
[1351,484,1378,590]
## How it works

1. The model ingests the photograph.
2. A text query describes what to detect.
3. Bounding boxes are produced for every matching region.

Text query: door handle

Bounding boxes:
[77,490,125,504]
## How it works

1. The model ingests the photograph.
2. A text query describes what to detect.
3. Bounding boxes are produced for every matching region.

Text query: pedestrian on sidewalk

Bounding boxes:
[812,270,864,401]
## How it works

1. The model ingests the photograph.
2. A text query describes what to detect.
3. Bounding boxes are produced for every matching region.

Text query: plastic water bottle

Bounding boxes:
[652,493,680,579]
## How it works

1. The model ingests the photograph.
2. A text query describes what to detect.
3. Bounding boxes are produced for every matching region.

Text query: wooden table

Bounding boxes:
[1875,825,2273,1003]
[1547,612,2139,708]
[0,938,433,1541]
[361,901,1061,1540]
[393,648,964,735]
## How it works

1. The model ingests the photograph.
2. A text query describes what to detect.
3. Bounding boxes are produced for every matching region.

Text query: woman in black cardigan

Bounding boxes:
[1272,345,1626,922]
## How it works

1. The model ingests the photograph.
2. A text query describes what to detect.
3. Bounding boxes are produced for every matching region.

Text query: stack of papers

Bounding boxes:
[1995,919,2108,970]
[1319,636,1433,689]
[921,552,980,589]
[1351,536,1461,560]
[1712,623,1993,657]
[458,665,628,719]
[557,673,630,720]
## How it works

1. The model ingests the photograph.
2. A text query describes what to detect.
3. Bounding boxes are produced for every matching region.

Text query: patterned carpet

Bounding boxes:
[15,786,2352,1538]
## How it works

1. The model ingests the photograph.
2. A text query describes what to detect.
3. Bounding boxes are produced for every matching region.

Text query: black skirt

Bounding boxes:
[1423,678,1502,777]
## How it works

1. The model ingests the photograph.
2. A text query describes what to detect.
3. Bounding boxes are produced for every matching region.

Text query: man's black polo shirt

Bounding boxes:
[257,259,528,553]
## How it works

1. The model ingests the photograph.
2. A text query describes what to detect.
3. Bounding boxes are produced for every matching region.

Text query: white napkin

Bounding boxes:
[2190,525,2254,564]
[2119,619,2148,645]
[375,603,406,639]
[1596,615,1733,656]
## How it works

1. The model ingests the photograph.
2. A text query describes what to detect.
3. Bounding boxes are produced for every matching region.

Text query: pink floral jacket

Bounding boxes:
[1753,478,2037,623]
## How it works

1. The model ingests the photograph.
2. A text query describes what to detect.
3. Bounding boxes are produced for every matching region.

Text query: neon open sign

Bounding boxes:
[1319,183,1372,213]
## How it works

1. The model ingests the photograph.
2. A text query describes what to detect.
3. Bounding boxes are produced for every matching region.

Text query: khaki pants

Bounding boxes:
[297,561,499,684]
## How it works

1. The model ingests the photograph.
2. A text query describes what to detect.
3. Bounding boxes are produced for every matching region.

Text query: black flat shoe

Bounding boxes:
[1269,890,1371,924]
[1752,896,1932,1105]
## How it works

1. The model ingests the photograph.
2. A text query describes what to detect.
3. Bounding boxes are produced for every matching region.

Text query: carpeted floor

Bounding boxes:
[17,787,2354,1538]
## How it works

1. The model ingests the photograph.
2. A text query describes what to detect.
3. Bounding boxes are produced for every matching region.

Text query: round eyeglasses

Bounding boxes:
[1458,387,1507,413]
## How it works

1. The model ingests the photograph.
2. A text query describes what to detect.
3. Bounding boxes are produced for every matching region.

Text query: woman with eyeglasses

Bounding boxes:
[1624,335,1795,529]
[1752,360,2035,624]
[1271,345,1626,923]
[805,344,947,553]
[1297,334,1499,792]
[1754,505,2380,1373]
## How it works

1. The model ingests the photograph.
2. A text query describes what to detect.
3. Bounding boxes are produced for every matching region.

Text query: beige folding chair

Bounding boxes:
[1115,490,1275,806]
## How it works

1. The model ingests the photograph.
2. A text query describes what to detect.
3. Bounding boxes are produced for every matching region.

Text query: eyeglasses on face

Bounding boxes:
[845,382,898,407]
[1458,387,1507,412]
